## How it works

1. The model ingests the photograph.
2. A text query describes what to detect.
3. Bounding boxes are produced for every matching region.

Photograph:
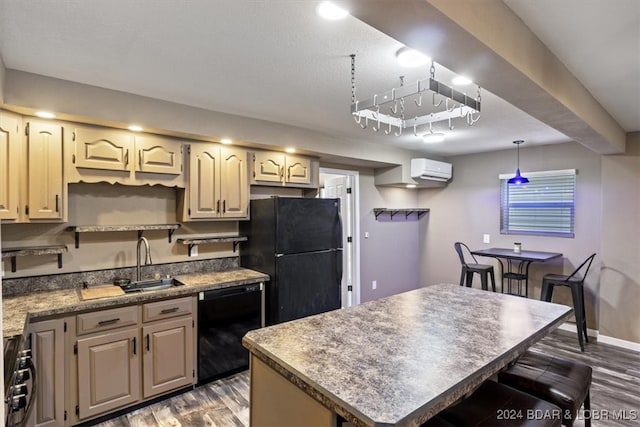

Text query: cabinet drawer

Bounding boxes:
[143,297,193,323]
[77,306,139,335]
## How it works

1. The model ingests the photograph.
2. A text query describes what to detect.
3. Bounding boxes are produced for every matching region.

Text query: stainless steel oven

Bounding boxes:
[197,283,264,384]
[3,334,36,427]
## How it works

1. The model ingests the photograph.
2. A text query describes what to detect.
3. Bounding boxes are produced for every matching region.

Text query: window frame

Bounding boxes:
[499,169,576,238]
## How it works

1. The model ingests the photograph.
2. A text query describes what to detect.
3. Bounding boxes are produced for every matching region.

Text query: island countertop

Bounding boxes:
[243,283,572,427]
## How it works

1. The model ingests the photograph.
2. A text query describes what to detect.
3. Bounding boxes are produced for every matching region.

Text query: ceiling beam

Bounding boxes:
[346,0,626,154]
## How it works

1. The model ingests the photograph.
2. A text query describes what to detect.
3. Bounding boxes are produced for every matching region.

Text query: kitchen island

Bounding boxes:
[243,283,573,427]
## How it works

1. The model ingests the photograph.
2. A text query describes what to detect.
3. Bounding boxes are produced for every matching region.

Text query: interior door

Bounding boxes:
[323,175,355,307]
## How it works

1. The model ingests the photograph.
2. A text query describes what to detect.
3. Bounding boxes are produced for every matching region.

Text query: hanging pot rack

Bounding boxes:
[350,54,481,137]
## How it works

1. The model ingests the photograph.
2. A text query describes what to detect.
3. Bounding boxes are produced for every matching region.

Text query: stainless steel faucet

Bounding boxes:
[136,236,152,282]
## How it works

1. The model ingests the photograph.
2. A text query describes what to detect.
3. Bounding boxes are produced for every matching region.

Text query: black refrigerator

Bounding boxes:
[240,197,342,325]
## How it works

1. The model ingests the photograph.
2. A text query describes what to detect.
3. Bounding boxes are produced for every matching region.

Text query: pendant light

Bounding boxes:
[507,140,529,185]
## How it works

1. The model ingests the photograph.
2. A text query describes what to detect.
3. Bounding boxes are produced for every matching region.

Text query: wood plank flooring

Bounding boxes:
[95,330,639,427]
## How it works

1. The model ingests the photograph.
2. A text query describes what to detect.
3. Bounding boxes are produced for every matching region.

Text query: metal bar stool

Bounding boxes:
[422,380,562,426]
[499,350,592,427]
[540,253,596,351]
[454,242,496,292]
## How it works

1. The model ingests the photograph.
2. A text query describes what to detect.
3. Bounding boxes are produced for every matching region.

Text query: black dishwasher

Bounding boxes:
[197,283,263,384]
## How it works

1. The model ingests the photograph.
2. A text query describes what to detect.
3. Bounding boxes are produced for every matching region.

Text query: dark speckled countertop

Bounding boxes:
[243,283,572,427]
[3,268,268,338]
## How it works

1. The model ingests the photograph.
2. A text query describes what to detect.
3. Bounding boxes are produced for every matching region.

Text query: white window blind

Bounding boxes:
[500,169,576,238]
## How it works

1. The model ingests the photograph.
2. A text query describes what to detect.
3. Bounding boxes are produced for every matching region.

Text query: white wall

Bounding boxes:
[418,142,603,329]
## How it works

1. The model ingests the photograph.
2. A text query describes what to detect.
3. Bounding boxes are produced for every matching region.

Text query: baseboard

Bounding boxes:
[597,334,640,352]
[557,322,598,339]
[557,322,640,352]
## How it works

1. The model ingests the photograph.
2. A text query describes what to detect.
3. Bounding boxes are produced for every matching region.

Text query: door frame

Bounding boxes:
[319,167,360,306]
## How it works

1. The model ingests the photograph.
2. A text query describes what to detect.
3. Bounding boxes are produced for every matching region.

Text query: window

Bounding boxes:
[500,169,576,238]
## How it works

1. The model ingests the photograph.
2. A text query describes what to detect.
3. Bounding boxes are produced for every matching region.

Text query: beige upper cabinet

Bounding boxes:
[183,143,248,220]
[26,120,64,220]
[68,125,185,186]
[252,151,315,187]
[134,134,183,175]
[220,147,249,218]
[285,155,312,185]
[73,126,132,172]
[0,112,21,220]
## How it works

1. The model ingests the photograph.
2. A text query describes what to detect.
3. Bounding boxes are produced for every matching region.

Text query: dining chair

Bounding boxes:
[540,253,596,352]
[454,242,496,292]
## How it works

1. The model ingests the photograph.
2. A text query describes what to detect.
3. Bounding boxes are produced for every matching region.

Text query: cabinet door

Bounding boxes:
[188,144,221,218]
[253,151,285,184]
[134,135,182,175]
[285,155,311,185]
[27,121,63,220]
[220,147,249,218]
[26,319,65,427]
[0,113,21,220]
[73,126,132,171]
[142,317,194,399]
[76,328,140,420]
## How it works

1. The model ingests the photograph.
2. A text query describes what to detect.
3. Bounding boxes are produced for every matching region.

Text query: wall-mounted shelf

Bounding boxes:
[373,208,430,221]
[66,224,181,248]
[2,245,68,272]
[176,236,248,256]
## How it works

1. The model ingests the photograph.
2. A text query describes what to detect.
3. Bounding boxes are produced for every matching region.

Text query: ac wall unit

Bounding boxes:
[410,158,452,182]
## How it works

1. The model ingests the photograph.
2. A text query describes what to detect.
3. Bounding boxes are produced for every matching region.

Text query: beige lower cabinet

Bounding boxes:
[69,297,196,425]
[142,317,194,398]
[25,319,65,427]
[76,327,140,420]
[141,295,195,398]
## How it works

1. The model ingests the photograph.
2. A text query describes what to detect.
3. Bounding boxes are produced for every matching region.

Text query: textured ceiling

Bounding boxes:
[0,0,637,157]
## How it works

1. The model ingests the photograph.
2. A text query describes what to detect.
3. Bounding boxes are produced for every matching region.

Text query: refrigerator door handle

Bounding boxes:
[276,248,337,257]
[336,208,343,249]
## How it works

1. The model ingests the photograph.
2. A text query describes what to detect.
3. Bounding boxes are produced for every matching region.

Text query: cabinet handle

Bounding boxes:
[216,200,220,213]
[146,334,150,352]
[132,337,137,355]
[55,194,59,213]
[222,200,226,213]
[124,150,129,166]
[279,166,284,180]
[139,149,142,169]
[160,307,179,314]
[98,318,120,326]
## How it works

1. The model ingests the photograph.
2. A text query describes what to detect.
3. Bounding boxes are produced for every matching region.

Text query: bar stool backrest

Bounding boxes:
[564,253,597,282]
[454,242,478,267]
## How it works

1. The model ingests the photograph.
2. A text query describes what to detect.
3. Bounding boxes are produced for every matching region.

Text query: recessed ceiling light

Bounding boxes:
[285,147,296,154]
[128,125,143,132]
[35,111,56,119]
[452,76,472,85]
[221,138,233,145]
[406,184,417,189]
[396,47,430,68]
[423,132,446,143]
[316,2,349,20]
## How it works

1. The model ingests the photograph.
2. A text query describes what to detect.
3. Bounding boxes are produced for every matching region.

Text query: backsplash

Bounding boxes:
[2,257,238,297]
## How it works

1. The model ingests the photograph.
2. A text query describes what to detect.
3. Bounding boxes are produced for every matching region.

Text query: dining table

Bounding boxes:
[470,247,563,297]
[243,283,573,426]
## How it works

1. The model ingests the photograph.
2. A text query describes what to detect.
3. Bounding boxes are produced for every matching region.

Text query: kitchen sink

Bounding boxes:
[119,277,183,293]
